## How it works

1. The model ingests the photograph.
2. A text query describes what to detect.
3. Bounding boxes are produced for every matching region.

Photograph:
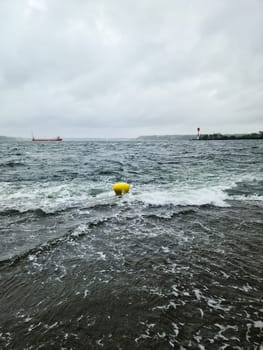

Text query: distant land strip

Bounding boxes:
[1,132,262,141]
[199,131,263,140]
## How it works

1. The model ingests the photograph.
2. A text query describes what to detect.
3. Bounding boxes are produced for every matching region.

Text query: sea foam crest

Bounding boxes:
[0,181,114,213]
[132,186,230,207]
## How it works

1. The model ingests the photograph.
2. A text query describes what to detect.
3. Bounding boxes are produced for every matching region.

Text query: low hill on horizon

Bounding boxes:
[0,135,26,141]
[137,134,193,140]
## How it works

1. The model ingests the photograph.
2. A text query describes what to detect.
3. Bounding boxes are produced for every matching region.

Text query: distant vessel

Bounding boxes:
[32,136,63,142]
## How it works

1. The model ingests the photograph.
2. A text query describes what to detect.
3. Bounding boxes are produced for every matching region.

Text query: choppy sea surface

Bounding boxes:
[0,139,262,349]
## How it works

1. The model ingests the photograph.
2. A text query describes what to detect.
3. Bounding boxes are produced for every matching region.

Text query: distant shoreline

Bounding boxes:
[198,132,263,140]
[1,132,262,141]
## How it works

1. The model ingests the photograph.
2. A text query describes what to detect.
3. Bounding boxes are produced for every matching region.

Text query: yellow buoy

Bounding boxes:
[113,182,130,195]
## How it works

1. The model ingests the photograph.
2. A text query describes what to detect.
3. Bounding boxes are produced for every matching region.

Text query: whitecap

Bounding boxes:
[254,320,263,328]
[130,185,230,207]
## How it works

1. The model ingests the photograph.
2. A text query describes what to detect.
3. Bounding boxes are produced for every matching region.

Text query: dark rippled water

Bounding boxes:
[0,139,262,349]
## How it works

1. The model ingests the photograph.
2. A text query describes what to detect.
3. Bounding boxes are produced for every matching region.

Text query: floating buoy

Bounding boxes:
[113,182,130,195]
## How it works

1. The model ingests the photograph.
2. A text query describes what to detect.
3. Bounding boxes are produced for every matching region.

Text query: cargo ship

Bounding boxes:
[32,136,63,142]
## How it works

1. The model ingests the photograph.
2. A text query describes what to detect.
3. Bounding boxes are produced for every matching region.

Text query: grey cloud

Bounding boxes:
[0,0,262,138]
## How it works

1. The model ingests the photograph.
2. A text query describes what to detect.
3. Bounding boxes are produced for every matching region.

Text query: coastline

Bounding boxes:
[198,131,263,140]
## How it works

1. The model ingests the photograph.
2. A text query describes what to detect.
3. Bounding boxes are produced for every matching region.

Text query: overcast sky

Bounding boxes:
[0,0,262,138]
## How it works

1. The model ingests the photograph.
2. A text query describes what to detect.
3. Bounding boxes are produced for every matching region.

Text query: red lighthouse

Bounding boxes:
[197,127,200,140]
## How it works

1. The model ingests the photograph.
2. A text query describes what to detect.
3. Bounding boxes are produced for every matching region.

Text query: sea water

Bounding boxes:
[0,139,262,349]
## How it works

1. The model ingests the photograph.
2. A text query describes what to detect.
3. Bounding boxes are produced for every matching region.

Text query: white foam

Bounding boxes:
[131,185,230,207]
[207,298,232,311]
[71,224,88,237]
[254,320,263,329]
[1,172,262,213]
[172,322,179,337]
[194,289,202,301]
[232,194,263,202]
[0,181,115,213]
[128,172,263,207]
[97,251,106,260]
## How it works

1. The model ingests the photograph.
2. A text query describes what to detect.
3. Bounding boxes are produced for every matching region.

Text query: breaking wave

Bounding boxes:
[0,176,262,215]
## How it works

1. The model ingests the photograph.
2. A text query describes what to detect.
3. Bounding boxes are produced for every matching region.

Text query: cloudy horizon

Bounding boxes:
[0,0,262,138]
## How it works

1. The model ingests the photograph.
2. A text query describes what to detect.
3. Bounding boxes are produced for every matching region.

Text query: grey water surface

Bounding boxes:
[0,139,262,349]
